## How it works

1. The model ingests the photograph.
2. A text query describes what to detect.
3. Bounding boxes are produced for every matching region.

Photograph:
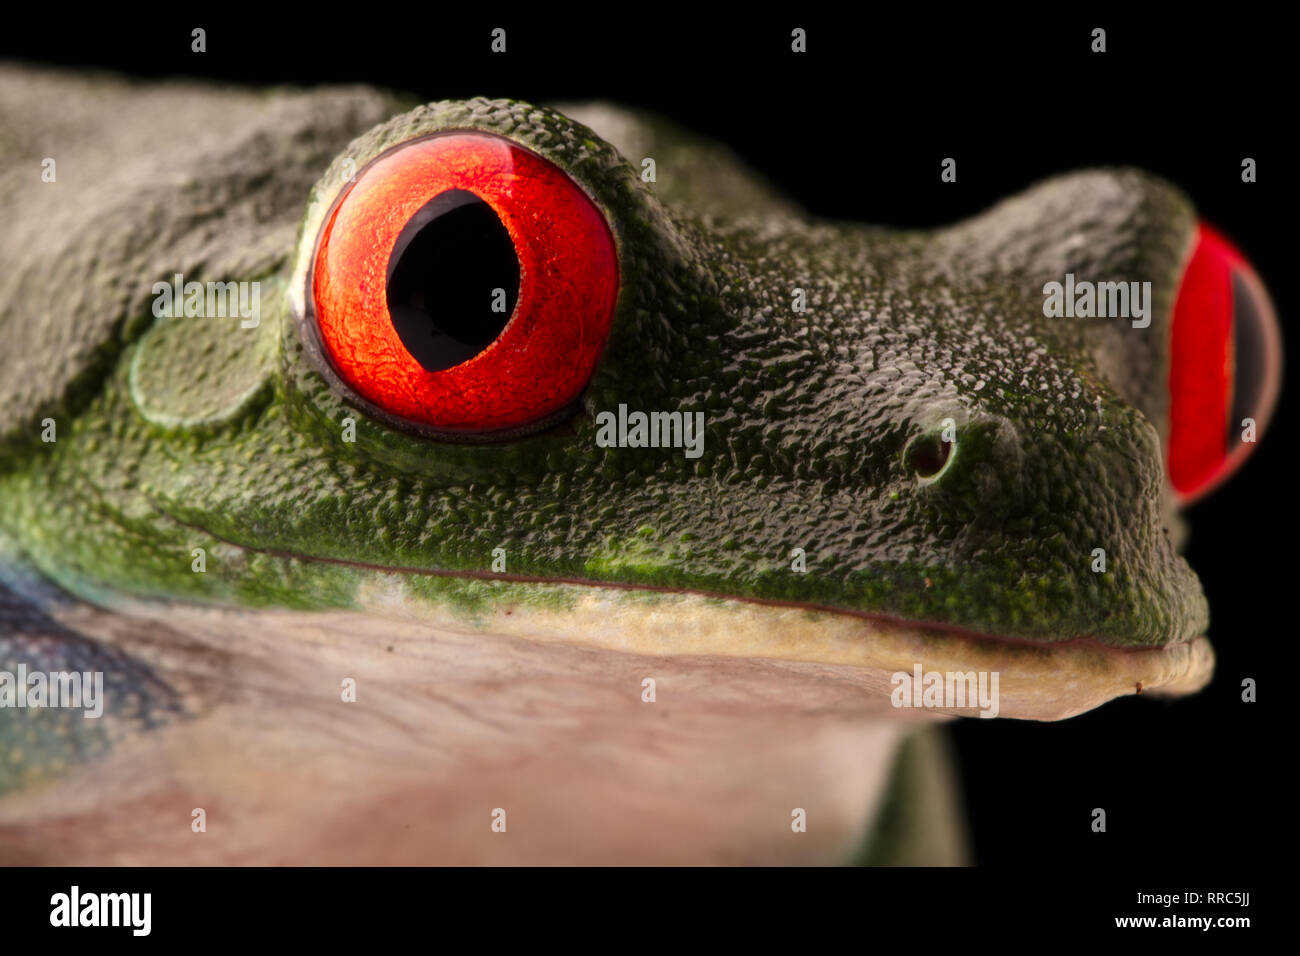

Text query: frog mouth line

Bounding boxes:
[162,509,1205,654]
[143,511,1213,717]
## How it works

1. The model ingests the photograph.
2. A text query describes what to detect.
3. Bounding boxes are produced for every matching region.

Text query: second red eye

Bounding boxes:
[310,131,619,434]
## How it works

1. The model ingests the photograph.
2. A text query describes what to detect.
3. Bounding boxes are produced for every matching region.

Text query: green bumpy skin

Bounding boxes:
[0,71,1206,649]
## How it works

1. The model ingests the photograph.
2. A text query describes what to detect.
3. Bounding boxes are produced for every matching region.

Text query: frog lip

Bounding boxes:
[177,518,1196,649]
[330,554,1212,720]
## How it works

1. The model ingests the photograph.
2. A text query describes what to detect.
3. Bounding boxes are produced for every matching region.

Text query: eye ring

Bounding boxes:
[300,130,619,442]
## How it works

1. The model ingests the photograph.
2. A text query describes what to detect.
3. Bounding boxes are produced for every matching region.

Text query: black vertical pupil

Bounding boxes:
[386,189,520,372]
[1228,270,1266,443]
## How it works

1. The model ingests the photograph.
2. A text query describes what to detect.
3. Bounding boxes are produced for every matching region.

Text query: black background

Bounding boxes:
[4,10,1288,874]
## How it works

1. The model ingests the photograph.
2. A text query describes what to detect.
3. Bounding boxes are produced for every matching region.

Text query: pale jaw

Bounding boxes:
[426,583,1215,721]
[0,578,1209,865]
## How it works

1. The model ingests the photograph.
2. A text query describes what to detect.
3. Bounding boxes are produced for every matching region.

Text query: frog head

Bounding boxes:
[0,70,1280,863]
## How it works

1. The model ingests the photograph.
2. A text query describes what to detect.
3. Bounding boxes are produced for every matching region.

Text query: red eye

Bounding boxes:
[1167,222,1282,502]
[310,132,619,435]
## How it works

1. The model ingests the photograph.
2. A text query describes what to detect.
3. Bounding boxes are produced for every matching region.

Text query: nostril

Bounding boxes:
[905,431,953,481]
[904,415,1024,519]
